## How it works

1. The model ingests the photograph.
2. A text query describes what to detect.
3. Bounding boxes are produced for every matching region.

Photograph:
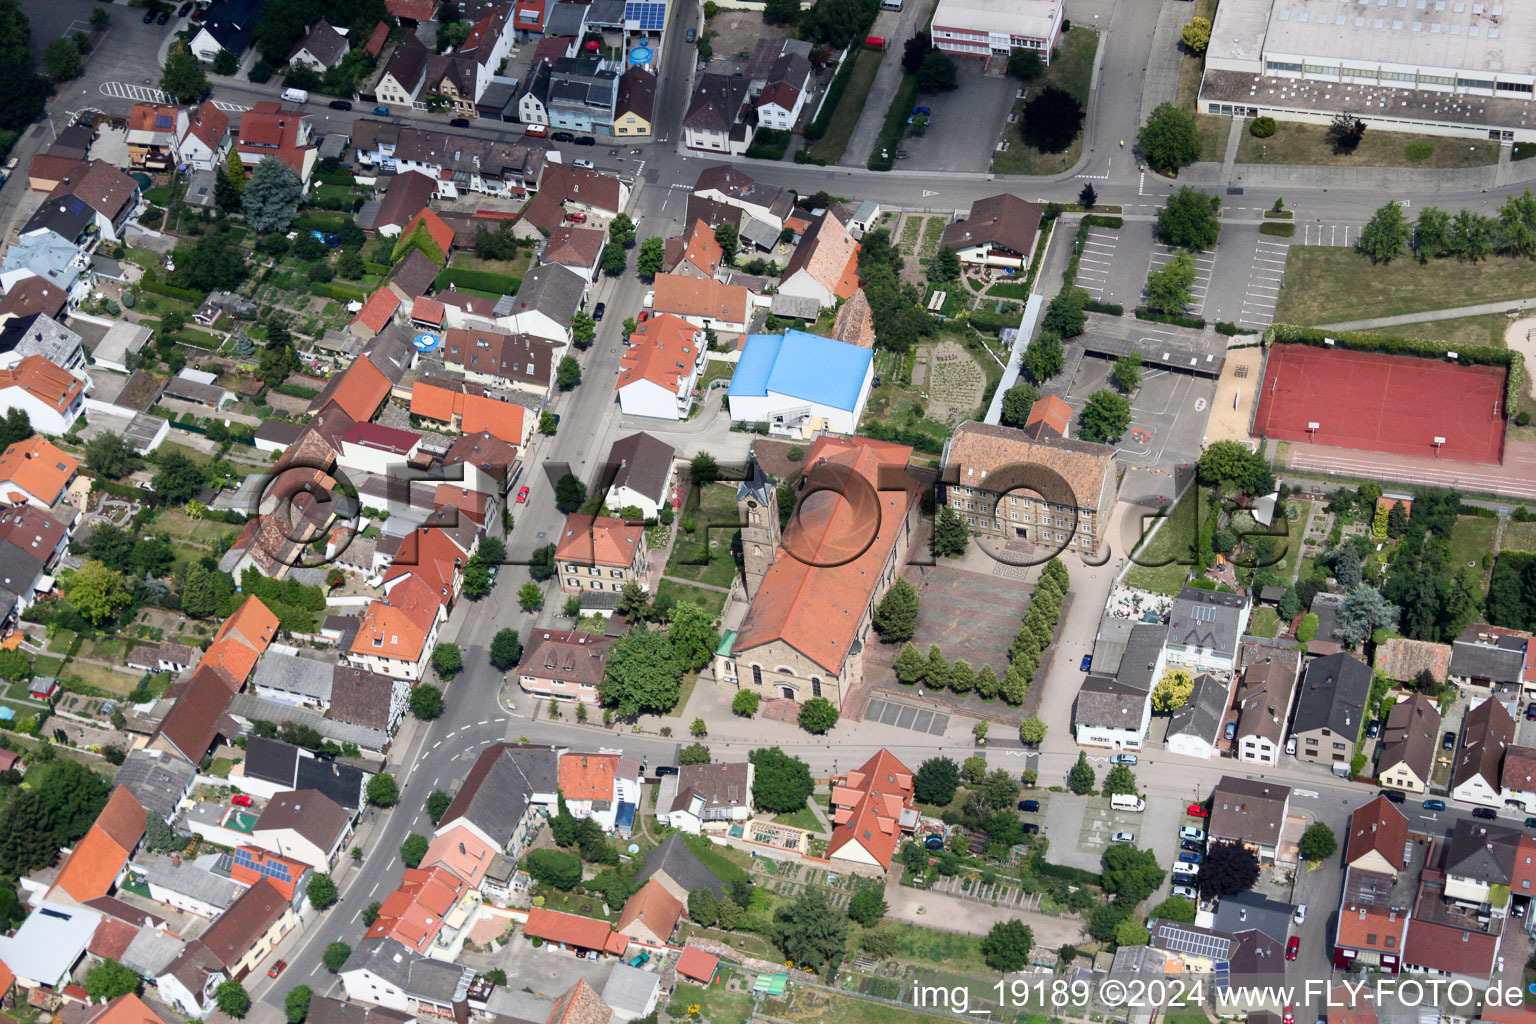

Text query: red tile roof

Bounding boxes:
[615,878,683,943]
[317,357,392,423]
[50,787,146,902]
[353,288,402,335]
[1025,395,1071,438]
[236,102,314,178]
[554,514,643,568]
[183,103,230,151]
[676,945,719,983]
[827,749,915,869]
[0,355,84,414]
[364,20,391,56]
[404,209,455,261]
[558,752,618,803]
[617,314,700,395]
[525,908,628,954]
[0,436,78,505]
[386,0,439,19]
[411,296,446,327]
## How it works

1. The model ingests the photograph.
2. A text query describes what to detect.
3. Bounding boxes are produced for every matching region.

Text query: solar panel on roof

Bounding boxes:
[625,1,666,30]
[155,115,173,129]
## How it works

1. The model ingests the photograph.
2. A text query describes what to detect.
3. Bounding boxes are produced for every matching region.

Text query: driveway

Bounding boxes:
[843,0,933,167]
[897,63,1020,173]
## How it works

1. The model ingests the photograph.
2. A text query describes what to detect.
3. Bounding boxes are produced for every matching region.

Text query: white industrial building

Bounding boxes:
[930,0,1064,64]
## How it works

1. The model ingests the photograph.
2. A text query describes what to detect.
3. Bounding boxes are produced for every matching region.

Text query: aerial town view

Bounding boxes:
[0,0,1535,1022]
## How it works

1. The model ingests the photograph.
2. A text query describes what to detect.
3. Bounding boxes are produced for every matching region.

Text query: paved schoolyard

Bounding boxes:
[1201,222,1291,330]
[866,562,1034,680]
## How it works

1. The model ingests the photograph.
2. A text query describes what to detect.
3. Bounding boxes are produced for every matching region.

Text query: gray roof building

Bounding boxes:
[252,651,335,703]
[1167,586,1250,665]
[605,432,675,508]
[1117,622,1169,692]
[1211,890,1292,945]
[547,56,619,122]
[439,743,559,849]
[601,963,659,1021]
[113,748,198,820]
[1291,652,1371,739]
[635,833,725,898]
[345,936,474,1007]
[1451,637,1525,685]
[1075,674,1148,729]
[505,263,585,331]
[243,735,370,812]
[1167,672,1229,748]
[135,852,244,912]
[121,928,185,978]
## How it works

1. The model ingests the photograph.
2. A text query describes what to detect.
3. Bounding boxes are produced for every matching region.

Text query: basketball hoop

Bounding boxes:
[1433,436,1446,458]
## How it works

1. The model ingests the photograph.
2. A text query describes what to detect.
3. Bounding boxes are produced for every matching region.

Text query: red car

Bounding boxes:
[1283,1007,1294,1024]
[638,311,649,322]
[516,486,530,504]
[231,794,253,807]
[1187,803,1208,817]
[1285,936,1299,961]
[267,960,287,978]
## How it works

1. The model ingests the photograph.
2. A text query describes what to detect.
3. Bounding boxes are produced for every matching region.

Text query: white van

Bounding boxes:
[880,0,902,9]
[282,87,310,104]
[1111,793,1146,813]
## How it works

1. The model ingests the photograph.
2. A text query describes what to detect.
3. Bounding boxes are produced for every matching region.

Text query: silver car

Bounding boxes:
[1111,831,1136,843]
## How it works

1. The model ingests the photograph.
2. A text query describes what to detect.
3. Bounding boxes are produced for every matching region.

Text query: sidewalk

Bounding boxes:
[1313,296,1536,332]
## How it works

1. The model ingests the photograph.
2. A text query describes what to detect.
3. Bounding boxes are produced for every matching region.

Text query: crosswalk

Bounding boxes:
[99,82,249,113]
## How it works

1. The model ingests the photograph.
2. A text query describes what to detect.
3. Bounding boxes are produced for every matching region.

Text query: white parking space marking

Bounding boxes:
[1240,238,1290,329]
[1076,230,1118,298]
[1148,245,1216,314]
[1301,223,1359,246]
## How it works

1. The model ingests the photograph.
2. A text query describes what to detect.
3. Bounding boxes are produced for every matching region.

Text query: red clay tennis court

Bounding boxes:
[1252,344,1506,465]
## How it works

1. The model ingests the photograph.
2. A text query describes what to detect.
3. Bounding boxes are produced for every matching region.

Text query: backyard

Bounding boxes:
[805,48,883,165]
[861,331,1000,451]
[1448,515,1498,587]
[991,28,1099,175]
[664,483,743,590]
[1125,485,1206,595]
[1274,248,1536,325]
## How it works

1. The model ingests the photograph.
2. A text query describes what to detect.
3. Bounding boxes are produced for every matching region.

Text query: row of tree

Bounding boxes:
[1358,191,1536,264]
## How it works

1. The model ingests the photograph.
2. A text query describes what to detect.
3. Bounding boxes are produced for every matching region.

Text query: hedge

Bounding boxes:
[310,281,369,302]
[968,307,1024,336]
[275,382,319,399]
[803,49,860,142]
[433,267,521,295]
[1083,300,1123,316]
[1082,214,1124,229]
[745,128,791,161]
[1034,856,1102,888]
[140,276,206,304]
[1259,222,1296,237]
[1135,309,1206,329]
[867,75,918,172]
[1017,218,1055,297]
[363,261,392,276]
[861,419,943,454]
[1215,321,1259,336]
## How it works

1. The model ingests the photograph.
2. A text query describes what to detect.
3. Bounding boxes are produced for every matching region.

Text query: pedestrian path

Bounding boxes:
[1314,295,1536,332]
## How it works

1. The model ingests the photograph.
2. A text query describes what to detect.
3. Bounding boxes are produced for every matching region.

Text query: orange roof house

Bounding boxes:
[351,287,402,338]
[827,748,915,870]
[421,825,497,888]
[675,945,719,983]
[0,436,79,507]
[410,296,446,329]
[615,878,683,945]
[382,527,466,607]
[0,353,85,417]
[78,994,171,1024]
[676,220,724,278]
[559,752,618,804]
[49,787,147,903]
[524,908,629,957]
[350,599,433,669]
[617,314,702,400]
[650,274,749,328]
[200,596,279,688]
[554,514,644,569]
[400,209,455,263]
[228,846,308,902]
[410,382,528,446]
[1024,395,1072,440]
[309,356,392,422]
[780,211,859,306]
[365,866,470,954]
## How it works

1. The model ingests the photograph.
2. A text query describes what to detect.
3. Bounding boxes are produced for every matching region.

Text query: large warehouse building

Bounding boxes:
[1200,0,1536,141]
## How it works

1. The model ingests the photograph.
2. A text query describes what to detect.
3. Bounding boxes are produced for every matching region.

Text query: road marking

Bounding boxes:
[100,81,171,104]
[212,100,252,113]
[432,741,441,749]
[922,189,938,197]
[369,882,380,896]
[1294,789,1319,799]
[495,717,507,723]
[477,720,489,725]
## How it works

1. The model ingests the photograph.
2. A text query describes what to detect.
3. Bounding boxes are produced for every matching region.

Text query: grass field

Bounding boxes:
[771,800,825,833]
[991,29,1098,175]
[760,988,957,1024]
[1248,606,1281,638]
[665,484,741,589]
[1196,115,1231,163]
[1501,519,1536,553]
[1449,516,1497,582]
[1387,312,1516,350]
[879,922,991,973]
[654,578,728,622]
[1274,248,1536,326]
[667,980,756,1024]
[1175,0,1218,110]
[1237,122,1500,168]
[1125,486,1205,595]
[62,660,139,694]
[806,48,882,165]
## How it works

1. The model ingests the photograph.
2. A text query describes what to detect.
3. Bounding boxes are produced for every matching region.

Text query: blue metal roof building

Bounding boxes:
[729,329,873,412]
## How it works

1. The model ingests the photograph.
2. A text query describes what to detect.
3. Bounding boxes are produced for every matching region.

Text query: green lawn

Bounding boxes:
[655,579,727,623]
[1125,486,1206,595]
[1448,515,1497,577]
[667,980,756,1024]
[62,660,139,694]
[1248,606,1281,638]
[806,48,883,164]
[1502,519,1536,552]
[665,484,742,588]
[1237,121,1499,168]
[879,922,991,973]
[759,988,958,1024]
[771,800,826,833]
[1195,114,1231,163]
[698,360,734,393]
[1275,248,1536,326]
[1385,312,1514,350]
[991,28,1098,175]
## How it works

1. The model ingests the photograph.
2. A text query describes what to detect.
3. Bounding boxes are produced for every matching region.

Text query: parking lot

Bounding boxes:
[1075,221,1158,312]
[1200,223,1290,330]
[1039,786,1182,874]
[897,63,1020,172]
[1073,228,1120,303]
[1147,243,1216,315]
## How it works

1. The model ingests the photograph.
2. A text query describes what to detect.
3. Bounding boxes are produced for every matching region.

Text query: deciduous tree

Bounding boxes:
[798,697,838,734]
[749,747,814,813]
[980,919,1033,972]
[1000,382,1040,428]
[1152,669,1194,712]
[772,888,849,968]
[600,627,684,717]
[1137,103,1202,174]
[873,578,919,642]
[1020,85,1084,153]
[1078,389,1132,444]
[1157,187,1221,249]
[1359,200,1411,263]
[161,43,210,102]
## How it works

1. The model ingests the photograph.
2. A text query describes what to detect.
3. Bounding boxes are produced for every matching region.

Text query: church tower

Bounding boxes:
[738,462,781,600]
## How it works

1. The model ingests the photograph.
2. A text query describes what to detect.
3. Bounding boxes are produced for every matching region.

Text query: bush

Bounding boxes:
[1259,222,1296,237]
[1404,140,1434,163]
[868,75,918,171]
[1249,116,1277,138]
[1135,309,1206,329]
[1082,300,1123,315]
[1215,321,1259,336]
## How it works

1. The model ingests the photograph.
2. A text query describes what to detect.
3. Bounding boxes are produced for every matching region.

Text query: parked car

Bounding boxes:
[1171,861,1199,876]
[1171,884,1199,899]
[1525,702,1536,722]
[516,486,530,504]
[1079,654,1092,671]
[374,105,390,115]
[1282,1007,1295,1024]
[1423,798,1445,811]
[268,960,287,978]
[1294,904,1307,924]
[655,765,678,776]
[1473,807,1499,820]
[1022,822,1039,834]
[1379,789,1405,804]
[231,794,253,807]
[637,310,649,322]
[1286,936,1300,961]
[1178,851,1203,864]
[1109,753,1137,766]
[1180,840,1202,853]
[450,117,471,127]
[157,9,171,23]
[1178,826,1206,842]
[1224,720,1237,740]
[189,6,205,19]
[1367,719,1381,738]
[1526,817,1536,829]
[1019,799,1040,813]
[551,131,576,142]
[143,7,157,21]
[329,100,353,110]
[1443,731,1457,751]
[912,106,931,116]
[593,302,606,321]
[574,136,596,146]
[1111,832,1135,843]
[573,158,595,169]
[564,211,587,223]
[1515,900,1530,919]
[1186,803,1208,817]
[177,1,193,13]
[686,26,696,41]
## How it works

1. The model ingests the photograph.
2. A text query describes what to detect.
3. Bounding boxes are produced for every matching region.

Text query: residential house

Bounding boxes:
[48,787,146,905]
[940,421,1118,556]
[0,313,82,374]
[365,866,480,959]
[0,230,93,314]
[189,0,264,60]
[540,225,606,282]
[1502,744,1536,814]
[249,790,353,873]
[495,263,586,345]
[177,103,233,172]
[422,53,483,119]
[776,210,859,310]
[339,936,476,1018]
[235,102,317,184]
[1375,637,1453,687]
[1232,650,1300,766]
[346,598,440,681]
[327,666,412,748]
[0,355,82,436]
[828,749,916,870]
[113,748,198,821]
[649,273,750,334]
[197,877,296,980]
[46,160,142,243]
[1291,652,1372,768]
[1454,697,1516,808]
[615,68,656,136]
[0,436,78,508]
[289,20,349,71]
[373,171,440,238]
[306,996,412,1024]
[545,56,620,134]
[147,665,240,764]
[635,833,726,904]
[714,436,921,709]
[156,938,228,1016]
[753,53,813,131]
[338,422,424,477]
[1074,674,1151,751]
[555,514,648,594]
[693,165,794,236]
[726,330,873,437]
[517,163,629,232]
[663,220,725,280]
[940,194,1044,269]
[410,380,532,445]
[440,327,558,394]
[240,736,371,811]
[1208,775,1293,864]
[442,431,519,498]
[616,313,705,420]
[559,751,640,832]
[228,846,312,905]
[682,75,754,156]
[376,35,431,108]
[1164,671,1231,760]
[126,104,185,170]
[0,275,70,321]
[517,628,614,705]
[602,963,660,1022]
[434,743,559,860]
[656,761,754,834]
[518,61,553,125]
[1379,693,1442,795]
[1451,632,1527,692]
[614,879,682,946]
[602,432,675,519]
[1164,586,1252,674]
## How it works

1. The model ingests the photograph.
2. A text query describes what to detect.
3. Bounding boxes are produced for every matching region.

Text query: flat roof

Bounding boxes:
[931,0,1061,37]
